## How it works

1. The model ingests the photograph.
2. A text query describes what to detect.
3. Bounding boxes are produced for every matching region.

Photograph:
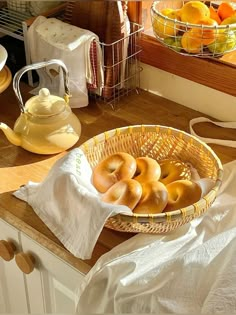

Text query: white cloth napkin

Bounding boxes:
[13,148,132,260]
[75,160,236,313]
[35,17,95,52]
[27,16,104,108]
[13,147,214,260]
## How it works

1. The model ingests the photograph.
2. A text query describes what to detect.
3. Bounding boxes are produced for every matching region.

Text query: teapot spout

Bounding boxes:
[0,123,21,146]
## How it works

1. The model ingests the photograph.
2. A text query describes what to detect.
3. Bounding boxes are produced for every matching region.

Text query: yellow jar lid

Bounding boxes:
[0,66,12,93]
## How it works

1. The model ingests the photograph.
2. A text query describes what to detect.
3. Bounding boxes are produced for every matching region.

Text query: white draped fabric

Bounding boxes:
[75,160,236,313]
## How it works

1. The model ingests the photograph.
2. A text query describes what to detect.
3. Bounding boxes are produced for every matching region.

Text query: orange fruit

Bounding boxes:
[221,15,236,26]
[181,29,203,53]
[180,1,210,24]
[191,18,218,45]
[152,8,181,38]
[209,6,222,24]
[217,2,235,21]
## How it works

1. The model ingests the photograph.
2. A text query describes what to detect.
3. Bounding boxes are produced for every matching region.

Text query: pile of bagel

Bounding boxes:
[92,152,202,214]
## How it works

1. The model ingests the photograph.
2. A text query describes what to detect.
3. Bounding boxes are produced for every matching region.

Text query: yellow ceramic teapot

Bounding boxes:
[0,59,81,155]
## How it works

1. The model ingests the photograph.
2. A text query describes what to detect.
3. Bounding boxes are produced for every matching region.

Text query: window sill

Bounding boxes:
[140,34,236,97]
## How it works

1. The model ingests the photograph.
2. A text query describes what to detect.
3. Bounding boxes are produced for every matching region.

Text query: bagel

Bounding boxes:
[101,179,142,210]
[159,159,191,185]
[92,152,137,193]
[133,157,161,184]
[164,179,202,212]
[133,180,168,214]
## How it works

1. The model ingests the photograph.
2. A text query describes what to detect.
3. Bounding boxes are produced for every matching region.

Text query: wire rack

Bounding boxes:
[0,3,143,108]
[0,4,66,86]
[62,2,144,107]
[0,5,32,82]
[151,0,236,58]
[0,5,31,40]
[92,22,143,109]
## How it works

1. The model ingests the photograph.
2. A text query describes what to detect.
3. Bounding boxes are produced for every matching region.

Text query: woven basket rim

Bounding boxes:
[80,124,224,221]
[151,1,236,30]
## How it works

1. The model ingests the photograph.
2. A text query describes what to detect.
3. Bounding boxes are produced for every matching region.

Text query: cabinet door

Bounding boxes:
[21,233,84,313]
[0,219,29,313]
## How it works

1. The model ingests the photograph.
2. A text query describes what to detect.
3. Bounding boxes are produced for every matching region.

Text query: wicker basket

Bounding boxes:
[79,125,223,234]
[151,0,236,58]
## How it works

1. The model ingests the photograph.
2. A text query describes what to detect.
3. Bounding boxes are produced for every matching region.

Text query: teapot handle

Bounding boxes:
[13,59,70,113]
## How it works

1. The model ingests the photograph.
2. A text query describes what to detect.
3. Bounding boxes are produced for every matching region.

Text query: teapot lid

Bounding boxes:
[25,88,66,116]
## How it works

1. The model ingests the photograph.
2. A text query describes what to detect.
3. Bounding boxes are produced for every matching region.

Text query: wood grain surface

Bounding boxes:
[0,82,235,270]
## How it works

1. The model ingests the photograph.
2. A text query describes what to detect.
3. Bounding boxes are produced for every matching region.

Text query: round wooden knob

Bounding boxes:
[15,252,35,274]
[0,240,16,261]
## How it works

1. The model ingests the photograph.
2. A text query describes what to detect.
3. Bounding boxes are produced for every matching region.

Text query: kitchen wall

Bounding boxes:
[140,63,236,122]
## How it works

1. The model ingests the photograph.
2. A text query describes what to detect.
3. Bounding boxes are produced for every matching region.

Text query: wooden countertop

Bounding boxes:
[0,83,236,273]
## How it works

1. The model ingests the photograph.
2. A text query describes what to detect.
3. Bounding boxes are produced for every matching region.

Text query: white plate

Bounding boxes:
[0,45,8,71]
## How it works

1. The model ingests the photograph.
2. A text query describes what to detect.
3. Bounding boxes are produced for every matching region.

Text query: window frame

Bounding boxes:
[128,2,236,98]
